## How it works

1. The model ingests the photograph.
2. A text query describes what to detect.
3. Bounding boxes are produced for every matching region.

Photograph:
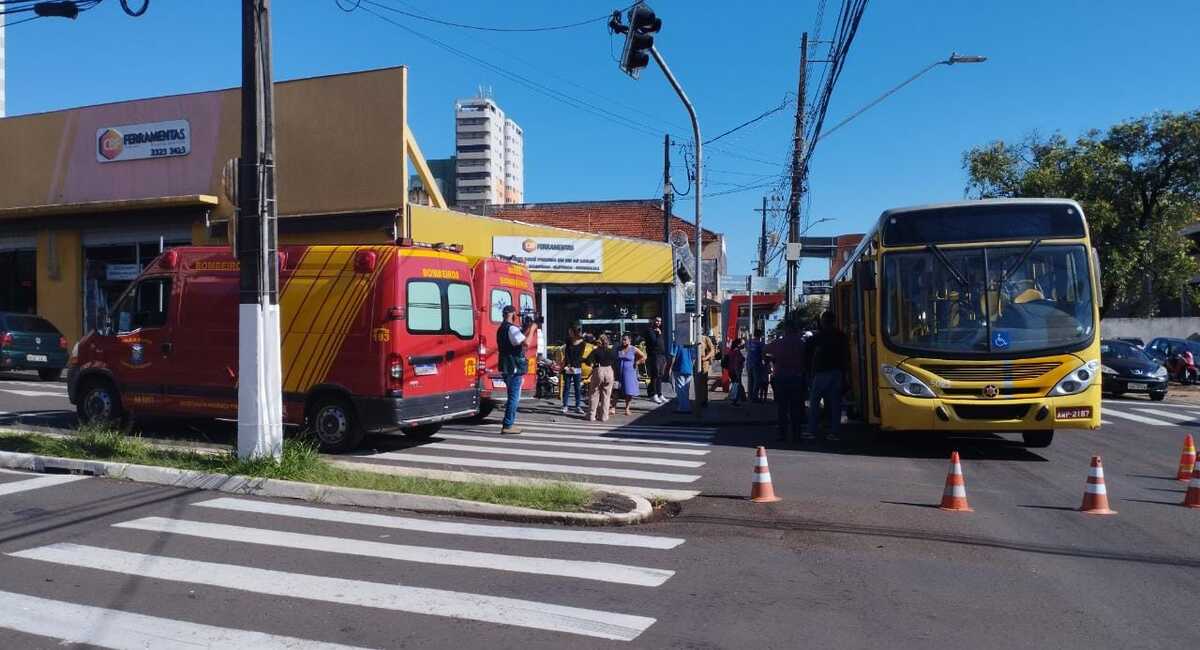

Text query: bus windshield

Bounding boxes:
[882,244,1095,355]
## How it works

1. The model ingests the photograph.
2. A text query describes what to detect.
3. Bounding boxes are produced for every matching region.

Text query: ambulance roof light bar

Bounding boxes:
[394,238,464,253]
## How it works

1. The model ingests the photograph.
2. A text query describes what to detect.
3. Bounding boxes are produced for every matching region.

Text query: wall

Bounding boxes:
[0,66,409,221]
[1101,317,1200,341]
[410,206,673,285]
[36,230,82,342]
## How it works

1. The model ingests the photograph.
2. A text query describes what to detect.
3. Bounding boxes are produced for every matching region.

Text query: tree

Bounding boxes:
[963,110,1200,316]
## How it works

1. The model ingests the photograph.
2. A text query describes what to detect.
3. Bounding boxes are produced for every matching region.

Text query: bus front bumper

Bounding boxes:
[880,387,1101,431]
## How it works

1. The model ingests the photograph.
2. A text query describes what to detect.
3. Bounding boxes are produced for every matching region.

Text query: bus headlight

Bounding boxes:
[1050,360,1100,396]
[881,364,935,398]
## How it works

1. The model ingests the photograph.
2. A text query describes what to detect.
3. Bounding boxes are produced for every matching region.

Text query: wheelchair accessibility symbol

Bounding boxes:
[992,331,1011,350]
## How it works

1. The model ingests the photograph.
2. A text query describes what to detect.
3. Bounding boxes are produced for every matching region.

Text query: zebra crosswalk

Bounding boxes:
[343,419,719,501]
[1102,399,1200,427]
[0,494,685,645]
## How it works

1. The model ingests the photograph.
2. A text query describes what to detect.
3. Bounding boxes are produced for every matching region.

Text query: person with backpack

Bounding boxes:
[496,305,539,435]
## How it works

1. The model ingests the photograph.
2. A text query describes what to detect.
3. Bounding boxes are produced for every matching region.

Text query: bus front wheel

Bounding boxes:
[1022,430,1054,448]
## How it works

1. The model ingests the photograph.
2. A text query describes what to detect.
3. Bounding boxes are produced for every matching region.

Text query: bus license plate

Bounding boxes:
[1127,382,1148,391]
[26,354,47,363]
[1056,406,1092,420]
[413,364,438,376]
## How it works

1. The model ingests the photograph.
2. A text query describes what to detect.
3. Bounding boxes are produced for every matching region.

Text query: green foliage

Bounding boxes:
[0,429,590,512]
[963,110,1200,316]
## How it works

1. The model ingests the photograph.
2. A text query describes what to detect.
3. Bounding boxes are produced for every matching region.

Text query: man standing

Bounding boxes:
[806,311,849,442]
[496,305,538,435]
[765,319,807,442]
[746,329,765,402]
[644,316,668,404]
[668,336,694,414]
[696,331,716,408]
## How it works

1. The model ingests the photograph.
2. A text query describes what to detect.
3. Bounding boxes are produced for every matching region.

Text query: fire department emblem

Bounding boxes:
[982,384,999,398]
[98,128,124,160]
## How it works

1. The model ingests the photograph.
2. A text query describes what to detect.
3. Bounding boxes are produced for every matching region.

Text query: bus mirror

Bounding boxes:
[858,260,876,291]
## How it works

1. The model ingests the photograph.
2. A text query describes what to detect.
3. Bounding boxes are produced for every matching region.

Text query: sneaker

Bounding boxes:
[572,407,585,415]
[654,395,664,404]
[562,406,570,414]
[500,426,523,435]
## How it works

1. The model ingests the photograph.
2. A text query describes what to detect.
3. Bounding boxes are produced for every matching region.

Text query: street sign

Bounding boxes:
[796,236,837,259]
[802,279,832,295]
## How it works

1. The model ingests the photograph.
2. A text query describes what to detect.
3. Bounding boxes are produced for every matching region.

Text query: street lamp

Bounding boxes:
[815,51,988,144]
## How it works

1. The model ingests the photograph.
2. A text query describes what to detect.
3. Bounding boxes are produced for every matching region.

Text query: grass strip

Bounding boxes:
[0,426,590,512]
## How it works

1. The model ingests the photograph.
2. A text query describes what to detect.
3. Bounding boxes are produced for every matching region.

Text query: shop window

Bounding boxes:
[114,277,172,334]
[407,281,442,333]
[447,283,474,338]
[490,289,513,323]
[0,250,37,315]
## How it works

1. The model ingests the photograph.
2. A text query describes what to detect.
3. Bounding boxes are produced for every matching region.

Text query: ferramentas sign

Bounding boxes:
[96,119,191,163]
[493,236,604,273]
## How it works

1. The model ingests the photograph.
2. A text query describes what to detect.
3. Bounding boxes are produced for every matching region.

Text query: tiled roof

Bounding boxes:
[473,199,721,245]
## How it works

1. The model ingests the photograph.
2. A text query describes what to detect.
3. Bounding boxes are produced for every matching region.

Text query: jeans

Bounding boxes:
[502,372,524,428]
[673,372,693,412]
[747,366,760,402]
[647,355,666,399]
[562,372,582,409]
[807,370,842,437]
[773,376,806,440]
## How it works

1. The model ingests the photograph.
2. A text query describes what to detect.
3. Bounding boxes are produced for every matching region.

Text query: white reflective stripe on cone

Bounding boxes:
[755,457,769,467]
[753,472,773,483]
[944,485,967,498]
[8,543,657,642]
[1089,467,1104,478]
[1085,483,1108,494]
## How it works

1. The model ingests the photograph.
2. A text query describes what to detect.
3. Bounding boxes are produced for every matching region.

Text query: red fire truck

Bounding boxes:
[467,256,538,419]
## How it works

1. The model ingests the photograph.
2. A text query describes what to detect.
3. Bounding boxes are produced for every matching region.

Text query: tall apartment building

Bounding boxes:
[454,94,523,208]
[1,18,7,117]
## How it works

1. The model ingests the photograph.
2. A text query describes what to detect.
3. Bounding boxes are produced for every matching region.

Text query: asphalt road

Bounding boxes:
[0,371,1198,649]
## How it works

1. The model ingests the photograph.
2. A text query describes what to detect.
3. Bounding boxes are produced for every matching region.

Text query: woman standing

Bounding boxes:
[616,334,647,416]
[584,335,617,422]
[727,337,747,407]
[561,326,586,415]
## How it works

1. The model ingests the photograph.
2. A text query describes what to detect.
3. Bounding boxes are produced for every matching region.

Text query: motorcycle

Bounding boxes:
[1166,352,1198,384]
[535,356,561,399]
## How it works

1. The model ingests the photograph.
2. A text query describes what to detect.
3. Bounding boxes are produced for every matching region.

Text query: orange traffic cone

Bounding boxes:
[1079,456,1117,515]
[938,451,972,512]
[1177,434,1196,481]
[1184,465,1200,508]
[749,446,781,503]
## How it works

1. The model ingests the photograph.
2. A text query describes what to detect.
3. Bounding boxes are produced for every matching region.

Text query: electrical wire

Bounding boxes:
[346,0,629,33]
[703,95,791,145]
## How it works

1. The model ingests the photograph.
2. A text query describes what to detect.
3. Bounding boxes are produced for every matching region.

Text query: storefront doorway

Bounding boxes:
[82,228,190,335]
[0,239,37,315]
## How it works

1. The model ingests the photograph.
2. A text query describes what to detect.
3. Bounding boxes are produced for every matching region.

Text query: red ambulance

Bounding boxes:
[468,256,537,418]
[67,241,481,451]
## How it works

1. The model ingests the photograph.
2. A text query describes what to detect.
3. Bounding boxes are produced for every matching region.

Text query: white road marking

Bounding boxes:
[401,442,705,468]
[0,389,68,398]
[115,517,674,586]
[360,453,701,483]
[1101,420,1111,425]
[9,543,657,642]
[1100,408,1171,426]
[517,421,717,434]
[325,461,703,503]
[0,589,370,650]
[455,426,713,446]
[0,474,88,497]
[1131,407,1200,422]
[0,380,67,390]
[433,432,710,456]
[195,497,685,547]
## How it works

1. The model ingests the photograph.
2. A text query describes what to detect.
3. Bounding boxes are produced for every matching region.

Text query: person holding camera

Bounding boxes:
[497,305,539,435]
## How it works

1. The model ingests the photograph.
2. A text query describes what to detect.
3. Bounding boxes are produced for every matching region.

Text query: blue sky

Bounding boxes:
[6,1,1200,282]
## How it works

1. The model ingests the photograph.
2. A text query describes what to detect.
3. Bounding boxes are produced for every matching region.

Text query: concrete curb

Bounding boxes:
[0,450,654,526]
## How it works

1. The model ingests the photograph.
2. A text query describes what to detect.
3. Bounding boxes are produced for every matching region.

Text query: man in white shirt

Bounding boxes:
[496,305,539,434]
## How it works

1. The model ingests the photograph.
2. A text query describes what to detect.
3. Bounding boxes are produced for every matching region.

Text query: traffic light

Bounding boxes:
[616,2,662,79]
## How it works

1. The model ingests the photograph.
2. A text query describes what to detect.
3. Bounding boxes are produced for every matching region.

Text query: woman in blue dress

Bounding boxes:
[617,334,647,416]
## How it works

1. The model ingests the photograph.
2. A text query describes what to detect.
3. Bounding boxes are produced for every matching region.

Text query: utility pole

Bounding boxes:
[756,196,768,275]
[662,134,672,242]
[785,31,808,316]
[237,0,283,460]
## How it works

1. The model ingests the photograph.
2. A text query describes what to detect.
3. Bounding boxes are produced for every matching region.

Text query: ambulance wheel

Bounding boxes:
[308,397,364,453]
[1022,430,1054,448]
[76,378,124,427]
[38,368,62,381]
[403,424,441,440]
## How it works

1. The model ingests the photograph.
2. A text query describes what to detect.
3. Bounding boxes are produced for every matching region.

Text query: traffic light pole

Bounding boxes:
[648,45,704,414]
[237,0,283,460]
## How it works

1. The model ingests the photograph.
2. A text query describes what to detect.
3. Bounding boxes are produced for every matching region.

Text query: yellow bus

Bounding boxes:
[832,199,1101,448]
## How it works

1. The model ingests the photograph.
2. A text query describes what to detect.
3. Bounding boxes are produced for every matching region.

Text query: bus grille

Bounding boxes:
[952,404,1031,421]
[919,362,1061,383]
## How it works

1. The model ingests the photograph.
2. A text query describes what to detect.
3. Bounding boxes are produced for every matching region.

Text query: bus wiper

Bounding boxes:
[927,244,970,288]
[997,239,1042,287]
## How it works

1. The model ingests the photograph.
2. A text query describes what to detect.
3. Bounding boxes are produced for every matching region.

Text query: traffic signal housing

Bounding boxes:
[617,3,662,79]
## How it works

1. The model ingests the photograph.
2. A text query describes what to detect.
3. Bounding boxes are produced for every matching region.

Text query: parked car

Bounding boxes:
[0,312,69,381]
[1115,337,1144,348]
[1101,339,1168,400]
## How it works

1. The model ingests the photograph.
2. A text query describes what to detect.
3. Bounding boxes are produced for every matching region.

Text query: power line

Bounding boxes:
[340,0,628,33]
[703,95,791,145]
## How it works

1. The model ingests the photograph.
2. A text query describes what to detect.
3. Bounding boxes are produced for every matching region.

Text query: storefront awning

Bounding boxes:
[0,195,219,221]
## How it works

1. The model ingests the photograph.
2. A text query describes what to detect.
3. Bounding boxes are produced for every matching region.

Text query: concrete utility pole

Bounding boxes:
[237,0,283,460]
[757,196,768,275]
[785,31,808,317]
[662,134,672,243]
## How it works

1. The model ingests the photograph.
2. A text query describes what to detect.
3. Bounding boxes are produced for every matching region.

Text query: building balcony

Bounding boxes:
[456,177,492,188]
[456,150,491,160]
